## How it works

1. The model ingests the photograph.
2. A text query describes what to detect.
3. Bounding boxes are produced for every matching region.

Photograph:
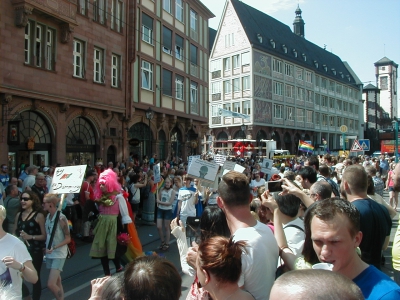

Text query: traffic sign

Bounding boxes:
[358,139,370,151]
[351,140,363,152]
[339,125,348,133]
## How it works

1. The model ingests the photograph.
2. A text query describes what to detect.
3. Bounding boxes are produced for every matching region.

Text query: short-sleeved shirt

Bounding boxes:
[352,199,392,269]
[0,173,9,187]
[178,186,196,216]
[353,265,400,299]
[0,233,32,299]
[79,181,94,207]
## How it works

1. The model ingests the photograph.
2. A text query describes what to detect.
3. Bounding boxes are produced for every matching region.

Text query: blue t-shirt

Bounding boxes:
[353,265,400,299]
[352,199,391,269]
[0,173,9,187]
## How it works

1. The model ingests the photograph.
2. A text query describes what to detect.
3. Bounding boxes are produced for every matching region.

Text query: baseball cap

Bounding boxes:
[43,167,50,172]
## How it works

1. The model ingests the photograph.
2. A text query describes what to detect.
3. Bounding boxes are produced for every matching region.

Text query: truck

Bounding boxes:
[260,139,293,159]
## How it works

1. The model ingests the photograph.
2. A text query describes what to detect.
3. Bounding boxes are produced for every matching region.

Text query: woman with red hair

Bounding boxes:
[89,169,132,275]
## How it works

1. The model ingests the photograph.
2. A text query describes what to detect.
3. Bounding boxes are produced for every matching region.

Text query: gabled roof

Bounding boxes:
[230,0,360,88]
[374,56,398,67]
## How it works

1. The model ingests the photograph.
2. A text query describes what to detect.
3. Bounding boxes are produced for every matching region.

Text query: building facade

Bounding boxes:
[208,0,364,156]
[129,0,214,161]
[1,0,129,174]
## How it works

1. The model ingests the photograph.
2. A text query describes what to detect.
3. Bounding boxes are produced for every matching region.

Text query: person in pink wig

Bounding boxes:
[89,169,132,275]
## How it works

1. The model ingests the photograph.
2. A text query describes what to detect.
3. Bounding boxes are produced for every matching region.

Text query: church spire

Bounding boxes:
[293,5,305,38]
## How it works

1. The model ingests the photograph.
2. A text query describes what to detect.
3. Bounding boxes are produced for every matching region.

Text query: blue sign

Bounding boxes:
[358,139,370,151]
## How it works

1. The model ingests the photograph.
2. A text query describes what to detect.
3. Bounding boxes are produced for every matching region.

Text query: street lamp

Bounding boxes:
[145,107,154,157]
[392,119,398,163]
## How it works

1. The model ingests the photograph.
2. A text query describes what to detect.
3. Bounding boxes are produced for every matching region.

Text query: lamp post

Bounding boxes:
[392,119,398,163]
[145,107,154,157]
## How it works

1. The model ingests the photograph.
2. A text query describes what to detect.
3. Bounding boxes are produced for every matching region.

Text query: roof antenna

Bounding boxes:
[323,44,326,50]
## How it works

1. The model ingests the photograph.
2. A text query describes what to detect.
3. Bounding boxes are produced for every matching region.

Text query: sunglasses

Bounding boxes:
[21,197,31,201]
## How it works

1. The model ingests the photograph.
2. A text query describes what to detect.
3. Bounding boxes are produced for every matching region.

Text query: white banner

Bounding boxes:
[214,154,226,166]
[218,108,250,120]
[50,165,87,194]
[187,158,220,184]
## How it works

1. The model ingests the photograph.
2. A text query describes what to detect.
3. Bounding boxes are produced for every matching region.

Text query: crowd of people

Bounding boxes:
[1,151,400,299]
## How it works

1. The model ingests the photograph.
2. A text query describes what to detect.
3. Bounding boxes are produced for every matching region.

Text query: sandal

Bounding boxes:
[162,243,170,251]
[158,242,166,250]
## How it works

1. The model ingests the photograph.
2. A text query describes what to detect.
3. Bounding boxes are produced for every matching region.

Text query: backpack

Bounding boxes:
[67,237,76,259]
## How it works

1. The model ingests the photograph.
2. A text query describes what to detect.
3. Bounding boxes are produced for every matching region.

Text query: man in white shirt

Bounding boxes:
[217,171,279,300]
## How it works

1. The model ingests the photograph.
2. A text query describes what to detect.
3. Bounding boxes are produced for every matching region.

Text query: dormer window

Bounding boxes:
[270,39,275,48]
[282,44,287,53]
[302,53,306,61]
[346,74,351,82]
[339,71,343,78]
[331,68,336,75]
[257,34,262,43]
[323,64,327,72]
[314,60,318,68]
[293,49,297,57]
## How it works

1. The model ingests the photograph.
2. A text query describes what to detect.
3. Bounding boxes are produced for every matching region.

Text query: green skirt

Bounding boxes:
[89,215,117,259]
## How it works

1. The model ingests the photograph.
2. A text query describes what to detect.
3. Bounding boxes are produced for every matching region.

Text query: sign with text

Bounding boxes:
[187,158,219,184]
[153,163,161,183]
[188,155,201,168]
[50,165,87,194]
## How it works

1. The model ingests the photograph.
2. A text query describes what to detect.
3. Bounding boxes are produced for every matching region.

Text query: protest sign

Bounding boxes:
[153,163,161,183]
[187,158,219,184]
[50,165,87,194]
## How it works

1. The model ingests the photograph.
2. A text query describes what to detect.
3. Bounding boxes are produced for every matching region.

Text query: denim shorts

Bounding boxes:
[46,258,66,271]
[389,187,394,192]
[157,209,173,220]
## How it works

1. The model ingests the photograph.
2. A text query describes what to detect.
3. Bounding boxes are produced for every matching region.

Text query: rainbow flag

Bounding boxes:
[298,140,314,153]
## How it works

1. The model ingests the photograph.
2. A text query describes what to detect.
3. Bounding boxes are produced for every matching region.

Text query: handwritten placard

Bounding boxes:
[50,165,87,194]
[187,158,219,184]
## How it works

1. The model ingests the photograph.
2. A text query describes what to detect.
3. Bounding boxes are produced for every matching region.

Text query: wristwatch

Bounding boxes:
[19,262,25,272]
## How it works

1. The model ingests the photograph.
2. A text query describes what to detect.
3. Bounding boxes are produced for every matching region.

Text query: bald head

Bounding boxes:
[310,181,332,201]
[270,269,363,300]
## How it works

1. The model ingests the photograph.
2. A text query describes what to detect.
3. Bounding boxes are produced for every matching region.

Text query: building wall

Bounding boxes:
[130,0,213,160]
[0,0,128,170]
[208,0,362,154]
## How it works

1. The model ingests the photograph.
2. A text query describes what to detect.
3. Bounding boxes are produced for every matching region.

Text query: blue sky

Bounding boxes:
[201,0,400,86]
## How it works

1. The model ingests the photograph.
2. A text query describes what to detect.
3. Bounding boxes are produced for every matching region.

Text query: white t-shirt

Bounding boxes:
[250,178,266,197]
[159,188,173,210]
[283,217,305,257]
[178,187,196,217]
[0,233,32,299]
[233,221,279,300]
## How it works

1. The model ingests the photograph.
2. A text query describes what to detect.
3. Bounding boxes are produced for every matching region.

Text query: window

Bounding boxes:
[175,34,183,60]
[162,69,172,96]
[190,81,198,114]
[297,108,304,122]
[142,13,153,44]
[163,0,171,13]
[233,102,240,113]
[211,82,221,94]
[343,101,348,112]
[321,95,328,107]
[78,0,87,15]
[315,94,320,105]
[307,90,313,102]
[233,55,240,69]
[242,76,250,90]
[162,26,172,54]
[233,78,240,92]
[223,57,230,72]
[274,82,283,96]
[296,67,303,80]
[272,59,282,73]
[25,22,31,64]
[315,112,320,125]
[93,47,104,83]
[380,76,388,90]
[34,24,44,67]
[285,63,293,77]
[243,101,251,115]
[210,59,221,72]
[336,84,342,94]
[111,54,121,87]
[111,0,123,32]
[175,0,183,22]
[285,85,294,98]
[242,52,250,65]
[190,44,198,76]
[274,104,283,119]
[141,60,153,90]
[224,80,231,94]
[45,29,54,70]
[175,75,184,100]
[337,116,341,127]
[329,116,335,126]
[211,105,221,116]
[225,33,234,48]
[329,80,335,92]
[321,78,327,89]
[223,103,231,111]
[315,75,320,87]
[190,9,198,40]
[329,98,335,109]
[286,106,294,120]
[336,100,342,110]
[73,39,85,78]
[93,0,106,24]
[305,71,312,83]
[306,110,313,123]
[296,87,304,100]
